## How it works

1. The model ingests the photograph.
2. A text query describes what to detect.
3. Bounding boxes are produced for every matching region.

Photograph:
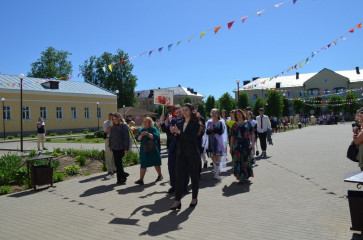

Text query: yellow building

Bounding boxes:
[0,74,117,138]
[135,85,205,111]
[234,67,363,116]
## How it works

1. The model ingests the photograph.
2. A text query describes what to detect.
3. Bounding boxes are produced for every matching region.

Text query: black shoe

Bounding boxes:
[170,203,181,211]
[210,162,213,166]
[203,162,207,169]
[189,199,198,208]
[155,175,163,182]
[167,187,175,194]
[116,179,126,185]
[135,179,144,185]
[123,172,129,177]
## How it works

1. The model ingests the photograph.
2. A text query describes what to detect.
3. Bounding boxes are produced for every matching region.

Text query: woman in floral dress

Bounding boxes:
[230,109,254,181]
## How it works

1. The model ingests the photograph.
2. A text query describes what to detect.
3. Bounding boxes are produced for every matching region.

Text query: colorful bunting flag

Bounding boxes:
[333,39,338,45]
[257,10,265,16]
[158,47,163,54]
[168,44,173,51]
[200,31,206,39]
[241,16,248,23]
[214,26,222,34]
[293,0,297,4]
[299,62,302,68]
[149,50,153,57]
[274,2,284,8]
[177,40,182,46]
[357,23,362,28]
[188,36,194,42]
[108,65,112,72]
[227,21,235,30]
[349,28,355,33]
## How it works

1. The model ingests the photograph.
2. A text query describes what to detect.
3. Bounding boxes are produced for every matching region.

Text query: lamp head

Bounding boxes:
[19,73,24,80]
[1,98,5,102]
[236,79,240,84]
[115,90,119,94]
[96,102,99,105]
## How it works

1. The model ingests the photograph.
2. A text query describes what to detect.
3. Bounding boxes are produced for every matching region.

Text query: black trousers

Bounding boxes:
[175,152,200,201]
[113,150,126,182]
[257,132,267,151]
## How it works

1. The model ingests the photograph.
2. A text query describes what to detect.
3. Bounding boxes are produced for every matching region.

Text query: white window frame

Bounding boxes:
[40,107,47,120]
[97,107,101,119]
[84,107,90,119]
[71,107,77,119]
[3,106,11,121]
[22,106,30,120]
[56,107,63,120]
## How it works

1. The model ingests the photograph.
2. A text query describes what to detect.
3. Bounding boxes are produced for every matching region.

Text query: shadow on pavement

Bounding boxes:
[79,173,109,183]
[351,232,363,240]
[117,182,155,195]
[139,208,194,236]
[8,186,54,198]
[129,195,173,218]
[80,184,117,197]
[109,218,140,225]
[222,180,251,197]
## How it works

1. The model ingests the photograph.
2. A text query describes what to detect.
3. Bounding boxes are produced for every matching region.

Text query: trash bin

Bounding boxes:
[26,154,54,191]
[347,190,363,231]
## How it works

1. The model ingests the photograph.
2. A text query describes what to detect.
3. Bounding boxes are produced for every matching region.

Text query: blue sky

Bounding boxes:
[1,0,363,99]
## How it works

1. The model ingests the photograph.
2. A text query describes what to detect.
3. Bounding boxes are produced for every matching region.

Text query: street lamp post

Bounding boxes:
[1,98,5,140]
[115,90,119,111]
[123,105,126,120]
[236,79,240,108]
[96,102,100,131]
[19,73,24,152]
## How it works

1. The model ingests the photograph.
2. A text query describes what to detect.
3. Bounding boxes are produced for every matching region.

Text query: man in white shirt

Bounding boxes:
[256,108,271,158]
[103,113,116,174]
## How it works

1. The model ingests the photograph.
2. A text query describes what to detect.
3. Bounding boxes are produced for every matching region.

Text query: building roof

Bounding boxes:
[135,85,205,99]
[0,74,115,97]
[237,68,363,91]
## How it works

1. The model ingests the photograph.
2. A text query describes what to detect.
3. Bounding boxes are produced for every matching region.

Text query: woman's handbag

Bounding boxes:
[347,142,359,162]
[143,138,157,152]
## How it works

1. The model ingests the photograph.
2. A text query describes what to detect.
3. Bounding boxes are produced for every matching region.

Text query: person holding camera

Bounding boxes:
[353,108,363,171]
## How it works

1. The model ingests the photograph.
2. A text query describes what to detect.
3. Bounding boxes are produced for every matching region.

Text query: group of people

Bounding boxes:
[351,108,363,171]
[103,104,273,211]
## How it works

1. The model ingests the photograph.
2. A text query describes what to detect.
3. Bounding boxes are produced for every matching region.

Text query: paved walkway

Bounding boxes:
[0,124,362,240]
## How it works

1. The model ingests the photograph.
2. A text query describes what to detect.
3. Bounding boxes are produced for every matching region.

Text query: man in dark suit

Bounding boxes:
[160,105,189,194]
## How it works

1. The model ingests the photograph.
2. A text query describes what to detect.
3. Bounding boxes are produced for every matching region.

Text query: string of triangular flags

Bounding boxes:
[3,0,299,86]
[245,22,363,88]
[302,98,362,107]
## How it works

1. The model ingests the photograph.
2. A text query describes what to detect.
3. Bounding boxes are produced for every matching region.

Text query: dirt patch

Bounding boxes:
[56,155,105,179]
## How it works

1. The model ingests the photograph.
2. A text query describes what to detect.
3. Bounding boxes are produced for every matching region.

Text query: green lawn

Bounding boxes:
[47,137,105,144]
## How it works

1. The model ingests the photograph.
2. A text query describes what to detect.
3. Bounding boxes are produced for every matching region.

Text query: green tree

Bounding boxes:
[303,99,315,117]
[80,49,137,107]
[345,92,360,118]
[181,96,192,105]
[292,99,304,115]
[205,95,216,116]
[253,97,265,117]
[238,92,250,109]
[327,95,344,115]
[282,97,290,117]
[197,102,206,119]
[218,92,235,114]
[28,46,72,79]
[265,90,283,117]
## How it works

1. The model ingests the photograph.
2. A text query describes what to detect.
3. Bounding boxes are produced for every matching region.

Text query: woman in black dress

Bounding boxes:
[170,103,201,210]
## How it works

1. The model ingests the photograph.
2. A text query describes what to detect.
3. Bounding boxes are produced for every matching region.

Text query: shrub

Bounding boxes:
[84,172,91,176]
[54,148,61,153]
[6,135,14,140]
[123,152,140,166]
[66,137,75,141]
[101,164,107,172]
[29,134,36,138]
[64,164,81,176]
[50,132,57,136]
[0,186,13,195]
[67,131,73,135]
[17,134,20,138]
[83,129,89,134]
[53,172,65,183]
[51,152,59,157]
[0,154,23,185]
[85,134,94,139]
[46,139,52,142]
[14,167,28,185]
[28,150,37,159]
[94,129,105,138]
[76,138,82,142]
[75,155,87,166]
